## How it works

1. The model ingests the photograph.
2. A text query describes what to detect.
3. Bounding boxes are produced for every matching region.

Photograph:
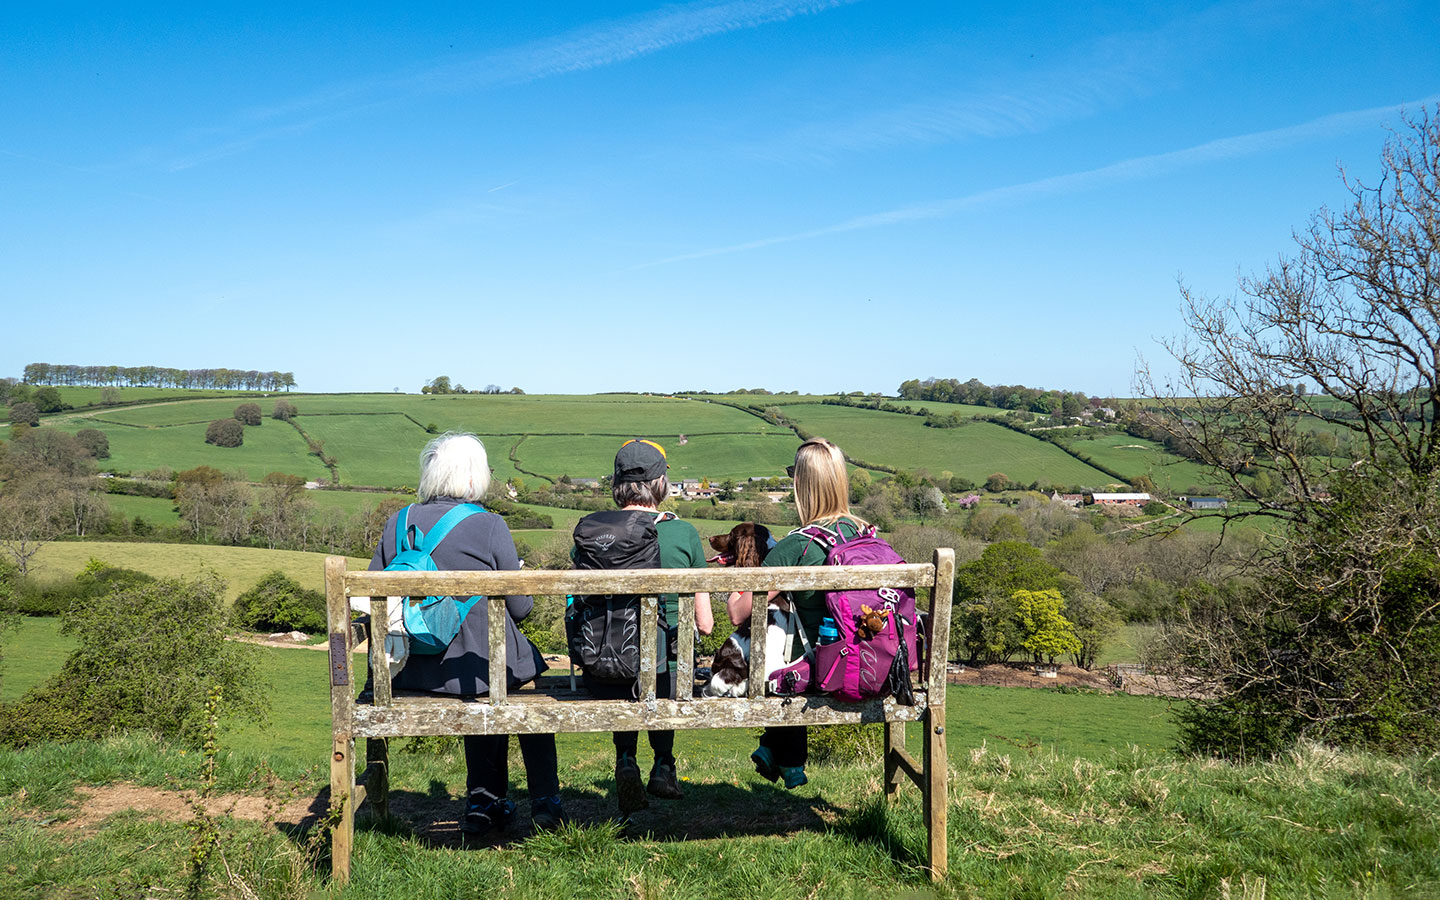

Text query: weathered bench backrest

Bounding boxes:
[327,550,954,727]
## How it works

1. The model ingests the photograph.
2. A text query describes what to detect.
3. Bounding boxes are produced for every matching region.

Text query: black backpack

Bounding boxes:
[566,509,663,682]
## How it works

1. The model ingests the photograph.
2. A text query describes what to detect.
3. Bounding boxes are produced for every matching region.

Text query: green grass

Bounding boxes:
[783,404,1115,485]
[292,413,451,488]
[1053,431,1215,494]
[102,493,181,523]
[886,399,997,418]
[31,540,368,601]
[1095,624,1156,667]
[64,418,327,481]
[515,432,795,482]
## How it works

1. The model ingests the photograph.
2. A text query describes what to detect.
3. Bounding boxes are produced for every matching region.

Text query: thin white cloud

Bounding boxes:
[638,98,1439,268]
[746,0,1308,165]
[164,0,857,170]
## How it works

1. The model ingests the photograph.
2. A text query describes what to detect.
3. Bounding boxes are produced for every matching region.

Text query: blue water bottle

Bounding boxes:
[818,616,840,644]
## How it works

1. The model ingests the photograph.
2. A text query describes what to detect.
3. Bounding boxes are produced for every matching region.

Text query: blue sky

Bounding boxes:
[4,1,1438,397]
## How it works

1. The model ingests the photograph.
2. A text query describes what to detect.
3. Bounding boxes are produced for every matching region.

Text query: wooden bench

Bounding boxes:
[324,548,955,884]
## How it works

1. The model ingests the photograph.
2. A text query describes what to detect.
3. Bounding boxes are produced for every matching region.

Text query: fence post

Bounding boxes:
[325,556,355,885]
[676,590,696,700]
[924,548,954,881]
[748,591,768,694]
[639,595,658,703]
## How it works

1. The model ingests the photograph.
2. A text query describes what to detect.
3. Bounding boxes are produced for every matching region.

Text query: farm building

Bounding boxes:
[1085,492,1151,507]
[1185,497,1228,510]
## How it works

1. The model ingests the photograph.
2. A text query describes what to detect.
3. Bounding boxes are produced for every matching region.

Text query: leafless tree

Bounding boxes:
[1139,108,1440,753]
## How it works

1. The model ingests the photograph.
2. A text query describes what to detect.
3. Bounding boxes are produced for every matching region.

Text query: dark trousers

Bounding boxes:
[464,733,560,801]
[583,669,677,764]
[760,725,808,768]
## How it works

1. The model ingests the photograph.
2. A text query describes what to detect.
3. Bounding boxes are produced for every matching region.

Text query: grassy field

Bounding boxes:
[85,419,327,481]
[1053,431,1215,493]
[3,615,1436,898]
[27,389,1218,495]
[30,540,368,601]
[782,404,1115,485]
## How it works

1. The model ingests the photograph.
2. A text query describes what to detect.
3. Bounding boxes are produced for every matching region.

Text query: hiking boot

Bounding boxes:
[780,765,808,790]
[646,762,684,800]
[531,794,567,831]
[462,792,515,834]
[750,745,780,783]
[615,754,649,814]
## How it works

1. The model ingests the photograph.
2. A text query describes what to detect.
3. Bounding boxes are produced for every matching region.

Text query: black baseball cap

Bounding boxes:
[614,439,667,484]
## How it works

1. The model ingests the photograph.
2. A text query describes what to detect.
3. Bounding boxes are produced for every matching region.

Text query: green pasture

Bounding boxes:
[782,405,1115,485]
[30,541,368,601]
[514,432,796,482]
[103,493,181,523]
[1056,431,1214,493]
[291,413,452,488]
[291,393,776,436]
[65,419,327,481]
[69,396,276,427]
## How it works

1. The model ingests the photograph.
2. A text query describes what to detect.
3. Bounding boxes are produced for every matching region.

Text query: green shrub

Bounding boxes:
[0,573,266,748]
[234,402,262,426]
[518,595,567,654]
[204,418,243,447]
[808,723,881,764]
[230,571,325,633]
[9,559,155,616]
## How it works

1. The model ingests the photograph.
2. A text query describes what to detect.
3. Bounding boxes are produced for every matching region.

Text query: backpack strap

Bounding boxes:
[396,505,415,552]
[416,502,486,553]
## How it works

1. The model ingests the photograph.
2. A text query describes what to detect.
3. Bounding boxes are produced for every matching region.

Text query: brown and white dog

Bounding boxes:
[704,523,800,697]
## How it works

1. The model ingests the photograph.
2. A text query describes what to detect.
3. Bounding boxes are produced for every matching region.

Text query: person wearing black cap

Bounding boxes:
[572,439,713,817]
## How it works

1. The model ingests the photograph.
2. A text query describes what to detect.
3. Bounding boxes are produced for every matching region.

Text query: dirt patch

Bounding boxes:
[946,662,1115,691]
[47,784,317,833]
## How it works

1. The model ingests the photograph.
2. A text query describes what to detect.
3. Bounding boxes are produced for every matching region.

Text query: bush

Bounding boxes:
[8,559,155,616]
[234,402,262,426]
[75,428,110,459]
[204,418,244,447]
[517,595,568,654]
[808,723,881,764]
[271,400,298,421]
[8,401,38,426]
[231,571,326,633]
[0,573,266,748]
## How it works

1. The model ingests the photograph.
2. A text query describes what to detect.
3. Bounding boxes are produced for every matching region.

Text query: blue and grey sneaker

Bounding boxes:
[462,791,515,834]
[531,794,567,831]
[750,745,780,783]
[780,765,808,789]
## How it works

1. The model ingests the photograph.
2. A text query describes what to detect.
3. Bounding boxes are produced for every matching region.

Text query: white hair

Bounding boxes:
[417,433,491,503]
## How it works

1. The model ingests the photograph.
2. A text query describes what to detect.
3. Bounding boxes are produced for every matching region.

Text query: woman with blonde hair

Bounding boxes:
[726,437,869,789]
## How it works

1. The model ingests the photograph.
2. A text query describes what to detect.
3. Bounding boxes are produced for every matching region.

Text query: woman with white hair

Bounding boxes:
[369,432,564,833]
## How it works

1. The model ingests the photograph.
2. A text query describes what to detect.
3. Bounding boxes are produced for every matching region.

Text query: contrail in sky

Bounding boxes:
[637,97,1440,269]
[166,0,858,170]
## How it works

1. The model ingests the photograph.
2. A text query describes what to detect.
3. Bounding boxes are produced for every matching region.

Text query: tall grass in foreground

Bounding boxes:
[1,734,1435,898]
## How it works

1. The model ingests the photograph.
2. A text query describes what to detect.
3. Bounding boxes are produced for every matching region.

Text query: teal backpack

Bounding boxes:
[386,503,486,655]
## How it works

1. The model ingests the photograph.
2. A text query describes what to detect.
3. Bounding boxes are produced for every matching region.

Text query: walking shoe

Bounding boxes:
[780,765,808,789]
[646,762,684,800]
[462,792,515,834]
[615,754,649,814]
[530,794,568,831]
[750,745,780,783]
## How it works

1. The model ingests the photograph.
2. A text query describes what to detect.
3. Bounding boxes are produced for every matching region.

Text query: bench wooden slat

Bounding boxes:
[346,563,934,597]
[353,694,929,736]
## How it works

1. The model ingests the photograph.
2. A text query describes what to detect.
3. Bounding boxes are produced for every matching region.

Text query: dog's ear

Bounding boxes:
[734,523,762,568]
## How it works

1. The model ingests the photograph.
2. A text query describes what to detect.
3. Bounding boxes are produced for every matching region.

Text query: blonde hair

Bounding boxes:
[417,433,491,503]
[792,437,868,528]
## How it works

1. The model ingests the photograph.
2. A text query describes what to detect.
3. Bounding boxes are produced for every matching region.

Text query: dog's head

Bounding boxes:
[708,522,772,567]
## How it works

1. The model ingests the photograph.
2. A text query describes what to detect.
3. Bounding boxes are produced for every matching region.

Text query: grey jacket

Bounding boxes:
[368,498,545,695]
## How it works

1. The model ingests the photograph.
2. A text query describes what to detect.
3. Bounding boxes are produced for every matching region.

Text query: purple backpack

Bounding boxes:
[767,524,920,704]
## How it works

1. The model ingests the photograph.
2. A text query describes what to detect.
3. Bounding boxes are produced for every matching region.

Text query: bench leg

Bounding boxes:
[883,722,904,801]
[365,737,390,821]
[922,705,948,881]
[330,733,355,885]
